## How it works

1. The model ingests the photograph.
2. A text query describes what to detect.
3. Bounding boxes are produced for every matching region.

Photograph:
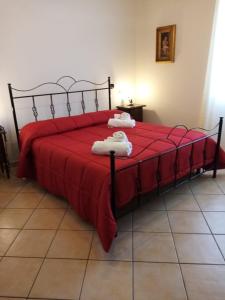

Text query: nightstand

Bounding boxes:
[0,126,10,178]
[116,104,146,122]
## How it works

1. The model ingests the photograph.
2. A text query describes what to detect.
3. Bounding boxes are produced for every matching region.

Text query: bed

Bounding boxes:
[8,76,225,251]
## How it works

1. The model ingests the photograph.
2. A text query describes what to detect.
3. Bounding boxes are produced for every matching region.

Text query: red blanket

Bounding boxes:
[17,110,225,251]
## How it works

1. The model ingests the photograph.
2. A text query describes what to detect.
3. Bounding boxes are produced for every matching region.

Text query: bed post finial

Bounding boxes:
[8,83,20,148]
[108,77,114,110]
[213,116,223,178]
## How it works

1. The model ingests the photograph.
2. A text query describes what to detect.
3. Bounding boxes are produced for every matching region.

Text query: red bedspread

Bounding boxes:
[17,110,225,251]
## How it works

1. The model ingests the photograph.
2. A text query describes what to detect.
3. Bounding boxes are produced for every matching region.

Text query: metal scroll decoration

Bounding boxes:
[8,76,114,145]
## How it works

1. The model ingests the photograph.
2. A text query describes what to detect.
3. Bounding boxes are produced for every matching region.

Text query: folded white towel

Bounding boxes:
[104,131,128,143]
[108,118,136,128]
[114,112,131,120]
[113,131,128,142]
[120,112,131,120]
[92,141,132,156]
[114,114,121,119]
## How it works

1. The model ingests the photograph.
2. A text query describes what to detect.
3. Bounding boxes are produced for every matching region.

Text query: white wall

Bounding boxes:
[0,0,136,160]
[135,0,216,127]
[0,0,218,161]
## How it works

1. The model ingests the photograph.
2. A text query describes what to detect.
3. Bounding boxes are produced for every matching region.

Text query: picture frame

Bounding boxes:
[156,24,176,62]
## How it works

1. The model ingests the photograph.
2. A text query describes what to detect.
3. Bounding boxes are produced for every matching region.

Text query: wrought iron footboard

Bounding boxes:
[109,117,224,219]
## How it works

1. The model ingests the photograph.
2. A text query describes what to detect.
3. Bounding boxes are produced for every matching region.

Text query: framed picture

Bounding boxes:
[156,24,176,62]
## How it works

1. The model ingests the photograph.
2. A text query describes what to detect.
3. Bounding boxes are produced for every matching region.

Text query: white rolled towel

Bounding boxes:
[120,112,131,120]
[112,131,128,142]
[104,131,128,143]
[92,141,132,156]
[114,114,121,119]
[114,112,131,120]
[108,118,136,128]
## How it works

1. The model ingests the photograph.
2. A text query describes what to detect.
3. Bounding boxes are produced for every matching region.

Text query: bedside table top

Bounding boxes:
[116,104,146,110]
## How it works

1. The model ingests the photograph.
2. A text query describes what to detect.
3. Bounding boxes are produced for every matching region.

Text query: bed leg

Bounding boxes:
[110,151,117,219]
[213,117,223,178]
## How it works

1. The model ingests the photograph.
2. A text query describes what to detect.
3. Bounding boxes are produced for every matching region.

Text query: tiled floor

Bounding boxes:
[0,170,225,299]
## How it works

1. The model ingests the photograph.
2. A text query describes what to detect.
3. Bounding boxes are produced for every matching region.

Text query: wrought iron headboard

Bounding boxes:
[8,76,114,146]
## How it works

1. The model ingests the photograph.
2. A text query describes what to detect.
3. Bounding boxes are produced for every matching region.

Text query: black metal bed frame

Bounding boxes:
[110,117,223,218]
[8,76,114,146]
[8,76,224,221]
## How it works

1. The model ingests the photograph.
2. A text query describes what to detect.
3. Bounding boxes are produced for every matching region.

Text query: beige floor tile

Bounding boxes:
[190,177,223,194]
[181,264,225,300]
[165,194,200,211]
[134,262,187,300]
[133,210,171,232]
[7,193,43,209]
[30,258,86,299]
[0,192,16,208]
[0,229,19,256]
[59,209,93,230]
[90,232,132,261]
[133,232,177,262]
[47,230,93,259]
[196,194,225,211]
[117,213,132,232]
[0,209,33,229]
[20,181,45,194]
[174,234,224,264]
[168,211,210,233]
[0,257,42,297]
[80,260,132,300]
[214,235,225,258]
[38,193,68,208]
[217,183,225,194]
[216,173,225,193]
[7,230,55,258]
[172,183,192,194]
[0,180,25,193]
[204,212,225,234]
[24,208,65,230]
[141,195,166,210]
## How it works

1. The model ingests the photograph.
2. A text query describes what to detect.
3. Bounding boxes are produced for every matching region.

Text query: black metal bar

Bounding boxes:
[203,138,208,170]
[213,117,223,178]
[66,92,71,116]
[12,87,111,100]
[0,126,10,178]
[8,84,20,146]
[189,143,194,179]
[136,162,142,206]
[174,149,179,187]
[50,95,55,119]
[95,90,99,112]
[32,96,38,122]
[110,150,117,219]
[108,77,112,110]
[81,92,85,114]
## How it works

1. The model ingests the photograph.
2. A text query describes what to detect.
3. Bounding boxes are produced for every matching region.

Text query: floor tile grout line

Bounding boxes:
[190,185,225,262]
[0,184,28,212]
[3,202,43,257]
[1,228,22,258]
[163,195,189,300]
[5,190,46,210]
[78,230,95,300]
[26,207,68,298]
[213,175,225,195]
[1,255,225,265]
